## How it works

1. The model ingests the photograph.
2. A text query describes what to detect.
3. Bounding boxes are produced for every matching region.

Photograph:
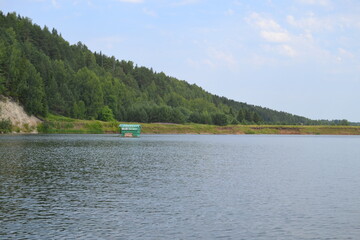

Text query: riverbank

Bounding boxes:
[1,99,359,135]
[36,115,360,135]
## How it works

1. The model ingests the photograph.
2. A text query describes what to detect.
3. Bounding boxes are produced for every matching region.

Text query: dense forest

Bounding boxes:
[0,12,351,126]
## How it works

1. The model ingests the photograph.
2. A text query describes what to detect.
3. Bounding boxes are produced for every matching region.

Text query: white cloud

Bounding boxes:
[173,0,201,6]
[187,48,238,70]
[262,44,297,58]
[287,15,333,32]
[51,0,60,8]
[341,15,360,28]
[281,45,297,57]
[337,48,354,62]
[287,13,360,37]
[115,0,143,3]
[247,12,329,60]
[89,36,125,51]
[338,48,354,57]
[143,8,157,17]
[232,0,242,6]
[247,13,290,43]
[225,9,235,16]
[186,58,200,68]
[203,59,216,68]
[249,13,282,31]
[297,0,331,6]
[260,31,291,43]
[208,48,237,68]
[249,54,277,66]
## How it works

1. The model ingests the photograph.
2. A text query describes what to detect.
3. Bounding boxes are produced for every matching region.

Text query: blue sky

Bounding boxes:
[1,0,360,121]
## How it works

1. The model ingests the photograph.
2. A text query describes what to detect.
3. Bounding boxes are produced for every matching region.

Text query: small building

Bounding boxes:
[119,124,141,137]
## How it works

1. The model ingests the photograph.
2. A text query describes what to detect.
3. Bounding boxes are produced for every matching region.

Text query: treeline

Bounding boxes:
[0,12,351,125]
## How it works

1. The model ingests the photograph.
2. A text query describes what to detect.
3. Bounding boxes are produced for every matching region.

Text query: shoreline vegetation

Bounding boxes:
[33,115,360,135]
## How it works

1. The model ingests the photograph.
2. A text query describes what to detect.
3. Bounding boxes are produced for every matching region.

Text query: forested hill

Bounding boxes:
[0,12,349,125]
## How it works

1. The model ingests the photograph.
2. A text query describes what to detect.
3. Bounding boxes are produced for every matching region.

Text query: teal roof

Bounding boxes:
[119,124,141,128]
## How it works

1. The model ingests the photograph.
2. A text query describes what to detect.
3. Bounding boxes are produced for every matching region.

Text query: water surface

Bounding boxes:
[1,134,360,239]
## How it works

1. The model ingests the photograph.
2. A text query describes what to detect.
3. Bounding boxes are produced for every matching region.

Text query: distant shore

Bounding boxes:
[35,115,360,135]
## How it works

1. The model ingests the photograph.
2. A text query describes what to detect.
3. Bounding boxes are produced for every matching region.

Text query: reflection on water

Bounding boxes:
[1,134,360,239]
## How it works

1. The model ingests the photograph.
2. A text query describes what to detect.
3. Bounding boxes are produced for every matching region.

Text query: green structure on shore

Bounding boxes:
[119,124,141,137]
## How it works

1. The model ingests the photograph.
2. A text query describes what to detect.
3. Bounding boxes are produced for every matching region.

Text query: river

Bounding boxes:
[1,134,360,239]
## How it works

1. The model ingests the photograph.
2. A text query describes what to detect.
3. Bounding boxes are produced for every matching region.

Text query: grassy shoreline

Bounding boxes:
[36,115,360,135]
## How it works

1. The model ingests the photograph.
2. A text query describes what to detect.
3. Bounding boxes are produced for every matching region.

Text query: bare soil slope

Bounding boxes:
[0,96,41,133]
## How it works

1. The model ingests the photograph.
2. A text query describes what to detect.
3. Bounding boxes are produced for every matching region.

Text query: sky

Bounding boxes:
[1,0,360,122]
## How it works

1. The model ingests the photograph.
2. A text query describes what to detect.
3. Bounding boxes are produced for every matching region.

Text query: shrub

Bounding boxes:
[0,119,12,133]
[211,113,228,126]
[98,106,115,122]
[85,121,103,133]
[37,122,51,133]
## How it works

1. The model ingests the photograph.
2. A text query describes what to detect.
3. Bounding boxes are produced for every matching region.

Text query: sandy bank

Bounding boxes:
[0,96,42,133]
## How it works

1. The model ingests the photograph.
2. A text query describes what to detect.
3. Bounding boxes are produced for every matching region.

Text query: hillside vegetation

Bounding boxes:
[0,12,351,126]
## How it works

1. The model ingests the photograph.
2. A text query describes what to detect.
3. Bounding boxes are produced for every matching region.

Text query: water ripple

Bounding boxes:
[1,134,360,239]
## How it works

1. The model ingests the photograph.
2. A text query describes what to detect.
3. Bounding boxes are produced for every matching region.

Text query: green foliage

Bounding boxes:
[237,109,245,123]
[0,76,5,95]
[46,114,76,122]
[73,67,103,118]
[72,100,86,119]
[37,121,50,133]
[0,118,12,133]
[211,113,228,126]
[85,121,103,133]
[244,129,256,134]
[169,108,187,124]
[236,109,263,125]
[0,12,350,126]
[98,105,115,122]
[230,118,239,125]
[189,112,212,124]
[253,112,262,124]
[338,119,350,126]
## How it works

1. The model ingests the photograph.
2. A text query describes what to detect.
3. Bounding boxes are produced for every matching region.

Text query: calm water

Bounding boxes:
[0,134,360,239]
